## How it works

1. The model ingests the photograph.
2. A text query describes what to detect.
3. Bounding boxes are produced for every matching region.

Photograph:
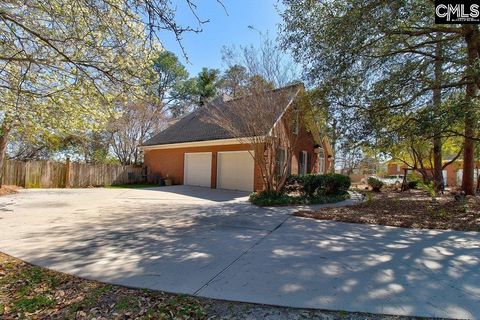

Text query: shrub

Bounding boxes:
[407,180,419,189]
[284,173,351,197]
[249,191,293,206]
[367,177,384,192]
[406,173,420,189]
[284,175,304,194]
[321,173,351,195]
[418,181,436,200]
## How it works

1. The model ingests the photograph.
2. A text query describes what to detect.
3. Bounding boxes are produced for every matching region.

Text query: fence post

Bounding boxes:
[24,161,29,188]
[65,157,71,188]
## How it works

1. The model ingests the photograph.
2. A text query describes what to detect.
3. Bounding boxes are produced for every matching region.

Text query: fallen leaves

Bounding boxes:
[295,190,480,231]
[0,253,206,319]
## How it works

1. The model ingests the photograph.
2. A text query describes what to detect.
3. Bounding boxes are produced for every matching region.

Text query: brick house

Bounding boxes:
[141,84,333,192]
[387,160,480,187]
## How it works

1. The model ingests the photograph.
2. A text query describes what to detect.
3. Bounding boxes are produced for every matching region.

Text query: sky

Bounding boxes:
[159,0,285,76]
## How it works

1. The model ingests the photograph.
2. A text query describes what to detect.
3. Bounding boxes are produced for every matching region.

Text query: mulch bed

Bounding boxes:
[295,190,480,231]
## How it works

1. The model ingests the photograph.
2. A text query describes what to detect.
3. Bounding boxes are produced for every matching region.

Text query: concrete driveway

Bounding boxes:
[0,186,479,319]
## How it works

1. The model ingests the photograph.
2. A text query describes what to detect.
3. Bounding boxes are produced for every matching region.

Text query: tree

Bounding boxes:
[196,68,221,106]
[152,51,189,108]
[0,0,217,185]
[110,100,166,165]
[108,51,187,164]
[280,0,479,194]
[221,65,248,97]
[207,36,302,192]
[169,78,199,117]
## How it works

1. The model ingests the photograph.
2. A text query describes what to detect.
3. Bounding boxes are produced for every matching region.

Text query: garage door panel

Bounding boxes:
[184,153,212,187]
[217,151,254,192]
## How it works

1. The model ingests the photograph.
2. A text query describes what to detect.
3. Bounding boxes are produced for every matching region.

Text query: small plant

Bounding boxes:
[367,177,383,192]
[365,192,374,204]
[418,181,436,201]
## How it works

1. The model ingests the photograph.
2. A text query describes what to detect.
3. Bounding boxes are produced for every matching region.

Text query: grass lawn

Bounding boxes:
[295,189,480,231]
[106,184,160,189]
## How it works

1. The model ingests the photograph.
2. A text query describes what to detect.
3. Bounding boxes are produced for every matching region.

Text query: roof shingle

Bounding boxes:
[142,83,302,146]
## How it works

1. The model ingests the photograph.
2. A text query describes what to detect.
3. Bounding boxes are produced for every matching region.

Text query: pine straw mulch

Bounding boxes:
[0,253,206,319]
[0,185,19,197]
[294,189,480,232]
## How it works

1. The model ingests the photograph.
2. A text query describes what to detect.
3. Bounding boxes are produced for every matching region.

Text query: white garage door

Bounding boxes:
[217,151,254,192]
[184,152,212,187]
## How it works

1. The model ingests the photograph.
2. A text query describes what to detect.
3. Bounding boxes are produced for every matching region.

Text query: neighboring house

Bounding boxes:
[387,159,480,187]
[141,84,333,192]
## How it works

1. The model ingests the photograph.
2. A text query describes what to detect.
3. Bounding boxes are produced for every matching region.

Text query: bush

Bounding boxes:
[406,173,420,189]
[284,173,351,197]
[249,190,349,207]
[407,180,419,189]
[322,173,351,195]
[249,191,293,206]
[367,177,384,192]
[418,181,436,199]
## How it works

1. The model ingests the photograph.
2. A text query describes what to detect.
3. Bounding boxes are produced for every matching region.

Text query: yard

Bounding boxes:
[0,252,205,319]
[296,189,480,231]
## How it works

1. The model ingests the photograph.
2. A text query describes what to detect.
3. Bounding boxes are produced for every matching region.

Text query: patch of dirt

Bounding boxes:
[0,252,411,319]
[295,190,480,231]
[0,185,19,197]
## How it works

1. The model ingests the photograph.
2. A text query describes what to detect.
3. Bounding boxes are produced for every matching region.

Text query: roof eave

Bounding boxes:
[139,136,266,150]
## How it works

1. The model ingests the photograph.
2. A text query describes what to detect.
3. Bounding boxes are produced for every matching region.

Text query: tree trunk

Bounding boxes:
[462,26,479,195]
[0,126,10,188]
[433,33,443,193]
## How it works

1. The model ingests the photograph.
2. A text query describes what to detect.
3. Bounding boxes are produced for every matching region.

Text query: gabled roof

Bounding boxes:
[143,83,302,147]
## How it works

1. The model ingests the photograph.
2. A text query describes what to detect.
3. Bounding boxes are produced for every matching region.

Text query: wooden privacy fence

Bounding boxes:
[2,160,144,188]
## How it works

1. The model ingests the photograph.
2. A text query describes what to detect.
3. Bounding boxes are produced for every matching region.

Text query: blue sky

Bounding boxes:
[159,0,284,76]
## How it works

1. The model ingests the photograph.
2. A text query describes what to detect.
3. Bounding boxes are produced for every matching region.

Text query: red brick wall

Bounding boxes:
[387,163,404,175]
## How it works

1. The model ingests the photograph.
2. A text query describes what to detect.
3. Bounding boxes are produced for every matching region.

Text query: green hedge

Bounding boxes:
[249,173,351,207]
[285,173,351,197]
[249,191,349,207]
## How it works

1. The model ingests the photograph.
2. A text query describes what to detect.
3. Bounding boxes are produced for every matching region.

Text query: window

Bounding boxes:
[299,151,308,175]
[396,164,401,172]
[318,148,325,174]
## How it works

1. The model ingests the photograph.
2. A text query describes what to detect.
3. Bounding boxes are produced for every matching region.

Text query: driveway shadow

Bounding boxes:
[118,185,250,203]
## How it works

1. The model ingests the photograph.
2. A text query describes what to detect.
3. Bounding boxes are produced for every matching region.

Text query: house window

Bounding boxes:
[396,164,401,172]
[318,148,325,174]
[299,151,308,175]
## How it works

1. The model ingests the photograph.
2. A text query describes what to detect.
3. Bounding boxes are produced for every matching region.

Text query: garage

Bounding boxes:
[184,152,212,187]
[217,151,254,192]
